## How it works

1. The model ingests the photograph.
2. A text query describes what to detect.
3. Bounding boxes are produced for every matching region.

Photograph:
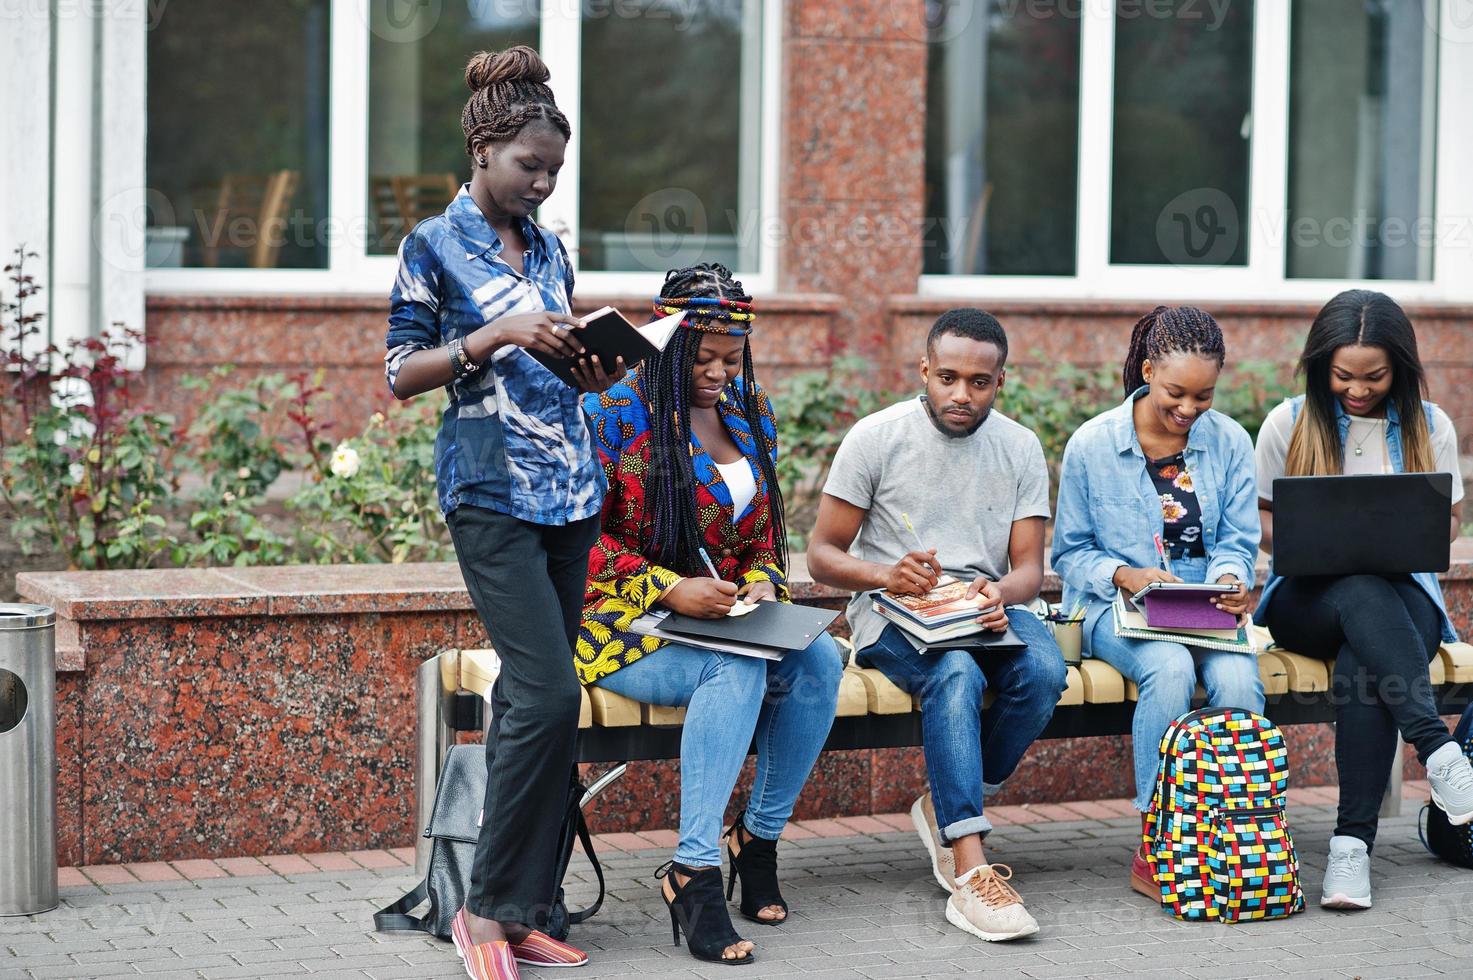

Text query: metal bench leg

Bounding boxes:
[416,651,460,876]
[1380,733,1404,819]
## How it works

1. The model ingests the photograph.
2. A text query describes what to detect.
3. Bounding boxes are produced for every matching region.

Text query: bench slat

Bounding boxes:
[588,687,642,727]
[579,688,592,729]
[852,667,912,714]
[1441,642,1473,683]
[1057,666,1084,707]
[458,649,499,698]
[644,703,687,726]
[1077,660,1125,703]
[1430,651,1447,686]
[836,668,869,717]
[1262,651,1330,692]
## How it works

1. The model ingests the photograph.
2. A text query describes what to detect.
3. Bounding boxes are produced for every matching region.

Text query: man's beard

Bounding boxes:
[921,396,988,438]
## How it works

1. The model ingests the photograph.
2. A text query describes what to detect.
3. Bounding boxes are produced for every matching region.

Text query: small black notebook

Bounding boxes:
[659,602,841,653]
[527,306,685,387]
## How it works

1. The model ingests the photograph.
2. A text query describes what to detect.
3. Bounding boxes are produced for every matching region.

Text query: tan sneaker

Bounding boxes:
[945,864,1039,942]
[910,793,955,893]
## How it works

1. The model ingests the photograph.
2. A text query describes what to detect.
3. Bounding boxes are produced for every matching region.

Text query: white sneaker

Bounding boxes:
[1427,742,1473,825]
[1320,835,1372,910]
[910,793,955,893]
[945,864,1039,942]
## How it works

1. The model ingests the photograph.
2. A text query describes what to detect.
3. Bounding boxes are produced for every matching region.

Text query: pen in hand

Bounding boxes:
[901,512,928,553]
[697,547,721,580]
[1153,532,1174,577]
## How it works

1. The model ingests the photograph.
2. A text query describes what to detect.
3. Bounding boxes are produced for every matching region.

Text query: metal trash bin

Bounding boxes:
[0,603,57,917]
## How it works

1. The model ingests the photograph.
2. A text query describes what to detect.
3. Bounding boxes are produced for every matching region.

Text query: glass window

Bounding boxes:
[146,1,331,269]
[577,1,761,273]
[923,1,1081,276]
[366,1,539,255]
[1287,0,1438,281]
[1110,0,1254,267]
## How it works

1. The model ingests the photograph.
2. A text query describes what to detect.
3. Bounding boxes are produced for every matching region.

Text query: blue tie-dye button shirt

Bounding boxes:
[384,186,605,524]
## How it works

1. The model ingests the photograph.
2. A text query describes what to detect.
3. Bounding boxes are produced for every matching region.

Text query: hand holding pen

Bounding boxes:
[883,512,942,595]
[660,547,739,619]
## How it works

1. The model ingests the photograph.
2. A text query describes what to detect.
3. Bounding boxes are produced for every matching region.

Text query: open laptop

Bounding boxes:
[1271,473,1453,577]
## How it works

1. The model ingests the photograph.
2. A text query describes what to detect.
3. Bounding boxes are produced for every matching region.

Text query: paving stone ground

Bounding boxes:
[4,798,1472,980]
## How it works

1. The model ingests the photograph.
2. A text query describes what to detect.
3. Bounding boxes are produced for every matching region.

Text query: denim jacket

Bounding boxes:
[1052,388,1261,634]
[1253,394,1458,642]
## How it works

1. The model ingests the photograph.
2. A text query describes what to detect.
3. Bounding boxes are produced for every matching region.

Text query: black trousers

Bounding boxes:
[447,504,600,926]
[1263,574,1454,847]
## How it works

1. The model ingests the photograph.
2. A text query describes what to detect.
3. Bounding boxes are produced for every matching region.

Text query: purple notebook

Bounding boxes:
[1138,590,1238,630]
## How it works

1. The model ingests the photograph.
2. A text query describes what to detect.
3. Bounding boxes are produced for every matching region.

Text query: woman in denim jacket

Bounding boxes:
[1052,306,1264,900]
[1255,289,1473,910]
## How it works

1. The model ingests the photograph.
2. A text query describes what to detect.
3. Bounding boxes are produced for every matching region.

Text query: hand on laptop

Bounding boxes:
[966,578,1009,632]
[1212,575,1251,617]
[883,549,943,595]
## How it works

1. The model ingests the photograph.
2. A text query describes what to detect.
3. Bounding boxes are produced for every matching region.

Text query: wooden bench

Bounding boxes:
[444,633,1473,765]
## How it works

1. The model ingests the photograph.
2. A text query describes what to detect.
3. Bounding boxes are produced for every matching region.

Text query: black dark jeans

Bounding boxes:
[447,504,600,926]
[1263,574,1453,847]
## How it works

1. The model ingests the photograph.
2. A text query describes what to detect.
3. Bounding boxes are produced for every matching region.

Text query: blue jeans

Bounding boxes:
[592,632,843,866]
[1087,616,1264,811]
[856,609,1068,843]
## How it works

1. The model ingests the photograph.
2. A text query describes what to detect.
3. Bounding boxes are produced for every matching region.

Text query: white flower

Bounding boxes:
[223,491,237,504]
[330,444,361,479]
[237,466,251,480]
[68,463,85,484]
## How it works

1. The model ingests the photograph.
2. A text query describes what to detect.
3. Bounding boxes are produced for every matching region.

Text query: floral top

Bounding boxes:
[1147,452,1205,560]
[574,372,788,685]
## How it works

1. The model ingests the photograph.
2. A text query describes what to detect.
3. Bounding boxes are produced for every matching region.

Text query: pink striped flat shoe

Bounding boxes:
[508,930,589,968]
[451,909,521,980]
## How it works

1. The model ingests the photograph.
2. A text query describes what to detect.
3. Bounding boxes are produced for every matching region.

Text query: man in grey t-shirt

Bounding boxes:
[808,309,1066,943]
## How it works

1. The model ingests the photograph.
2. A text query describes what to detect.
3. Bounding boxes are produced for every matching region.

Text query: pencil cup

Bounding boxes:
[1052,620,1083,666]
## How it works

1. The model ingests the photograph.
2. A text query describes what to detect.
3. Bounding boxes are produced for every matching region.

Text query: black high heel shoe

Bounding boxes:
[724,817,788,925]
[655,860,754,966]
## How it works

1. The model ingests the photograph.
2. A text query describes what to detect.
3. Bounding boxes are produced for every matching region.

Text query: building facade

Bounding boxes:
[5,0,1473,431]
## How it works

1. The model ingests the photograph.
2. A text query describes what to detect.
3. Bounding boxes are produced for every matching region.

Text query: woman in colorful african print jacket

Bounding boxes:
[576,263,843,968]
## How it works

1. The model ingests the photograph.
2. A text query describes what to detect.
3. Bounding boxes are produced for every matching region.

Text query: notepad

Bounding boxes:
[657,601,840,654]
[526,306,686,387]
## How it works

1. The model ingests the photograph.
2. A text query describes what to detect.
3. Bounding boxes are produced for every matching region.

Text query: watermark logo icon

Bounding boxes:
[368,0,443,44]
[1155,187,1239,266]
[622,187,708,272]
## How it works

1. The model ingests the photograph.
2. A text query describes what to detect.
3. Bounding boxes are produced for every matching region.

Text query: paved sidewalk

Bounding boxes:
[4,789,1472,980]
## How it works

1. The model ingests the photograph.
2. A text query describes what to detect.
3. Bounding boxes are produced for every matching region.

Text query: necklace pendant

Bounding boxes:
[1354,447,1363,456]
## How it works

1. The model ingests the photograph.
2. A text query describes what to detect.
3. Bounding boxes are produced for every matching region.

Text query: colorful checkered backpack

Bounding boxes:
[1142,706,1305,922]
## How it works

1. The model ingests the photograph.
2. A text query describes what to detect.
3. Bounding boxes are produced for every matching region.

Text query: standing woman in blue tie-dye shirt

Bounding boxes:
[384,46,623,980]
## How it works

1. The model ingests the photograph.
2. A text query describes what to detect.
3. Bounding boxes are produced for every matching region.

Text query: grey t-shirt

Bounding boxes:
[822,397,1052,653]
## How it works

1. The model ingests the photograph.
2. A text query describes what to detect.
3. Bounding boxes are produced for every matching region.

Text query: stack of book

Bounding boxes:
[1111,589,1254,653]
[872,576,989,645]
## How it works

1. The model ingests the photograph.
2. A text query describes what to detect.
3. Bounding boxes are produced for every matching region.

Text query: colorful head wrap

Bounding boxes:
[652,296,755,337]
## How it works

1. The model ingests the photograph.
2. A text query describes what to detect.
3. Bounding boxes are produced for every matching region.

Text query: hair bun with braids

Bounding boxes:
[464,45,551,91]
[461,45,570,154]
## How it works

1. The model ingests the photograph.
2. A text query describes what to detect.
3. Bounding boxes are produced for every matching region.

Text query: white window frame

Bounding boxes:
[145,0,781,298]
[919,0,1473,305]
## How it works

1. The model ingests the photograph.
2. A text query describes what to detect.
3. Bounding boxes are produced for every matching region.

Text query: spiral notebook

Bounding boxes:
[1112,591,1255,654]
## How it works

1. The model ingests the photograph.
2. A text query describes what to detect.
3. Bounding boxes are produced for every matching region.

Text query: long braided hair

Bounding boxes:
[461,46,571,157]
[1122,305,1227,397]
[642,263,787,578]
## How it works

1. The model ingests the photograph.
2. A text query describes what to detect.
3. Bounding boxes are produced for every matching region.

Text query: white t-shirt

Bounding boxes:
[1255,399,1465,503]
[822,397,1052,653]
[714,458,757,519]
